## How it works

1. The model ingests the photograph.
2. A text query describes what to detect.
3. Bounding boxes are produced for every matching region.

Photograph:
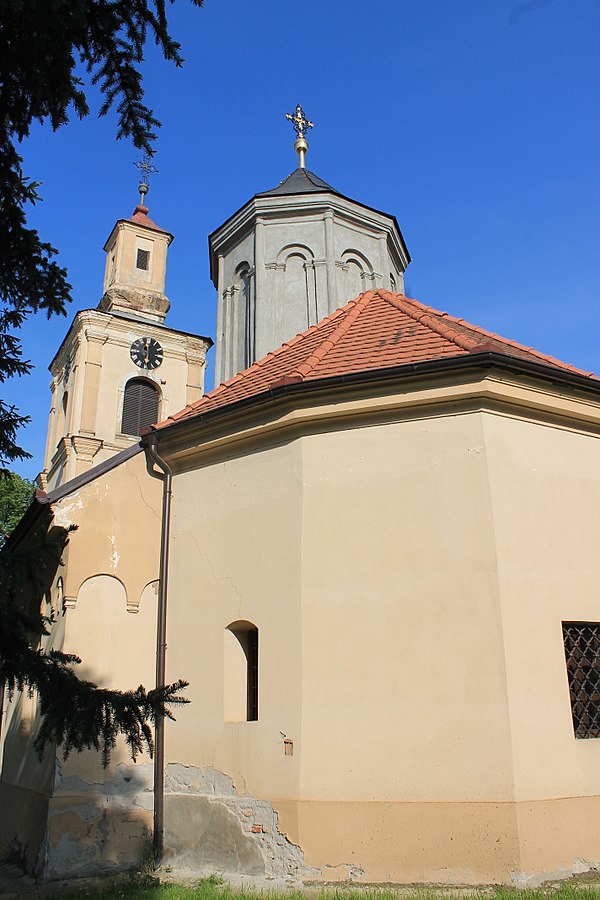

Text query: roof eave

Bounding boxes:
[208,190,410,286]
[48,309,213,373]
[103,218,174,252]
[149,351,600,447]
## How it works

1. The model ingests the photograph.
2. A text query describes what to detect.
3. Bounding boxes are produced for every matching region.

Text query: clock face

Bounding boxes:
[130,337,164,370]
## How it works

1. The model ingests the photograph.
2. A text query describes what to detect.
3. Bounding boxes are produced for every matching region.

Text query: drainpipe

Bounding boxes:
[144,432,173,867]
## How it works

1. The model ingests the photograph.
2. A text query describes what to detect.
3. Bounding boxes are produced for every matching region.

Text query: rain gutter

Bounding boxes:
[142,431,173,867]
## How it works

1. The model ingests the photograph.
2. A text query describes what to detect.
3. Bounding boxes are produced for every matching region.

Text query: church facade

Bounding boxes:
[1,121,600,886]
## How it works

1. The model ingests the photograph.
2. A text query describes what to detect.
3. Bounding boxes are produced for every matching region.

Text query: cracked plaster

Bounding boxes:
[43,761,320,882]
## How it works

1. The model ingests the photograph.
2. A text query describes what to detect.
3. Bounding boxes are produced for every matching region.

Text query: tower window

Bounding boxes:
[223,621,259,722]
[121,378,159,436]
[563,621,600,739]
[136,249,150,271]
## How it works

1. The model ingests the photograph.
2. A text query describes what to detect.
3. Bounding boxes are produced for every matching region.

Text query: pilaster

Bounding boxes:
[215,253,225,387]
[253,220,267,362]
[379,235,391,289]
[80,328,109,435]
[323,212,337,314]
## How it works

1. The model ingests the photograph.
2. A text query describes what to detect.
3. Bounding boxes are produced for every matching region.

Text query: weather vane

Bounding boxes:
[134,154,159,205]
[285,104,314,169]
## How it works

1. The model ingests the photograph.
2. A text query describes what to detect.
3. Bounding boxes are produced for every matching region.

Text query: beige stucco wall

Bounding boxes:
[483,414,600,801]
[167,412,514,802]
[160,395,600,883]
[162,410,512,881]
[167,439,305,802]
[483,414,600,879]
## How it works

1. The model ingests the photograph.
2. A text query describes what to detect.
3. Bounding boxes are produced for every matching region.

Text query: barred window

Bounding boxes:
[121,378,159,436]
[562,622,600,739]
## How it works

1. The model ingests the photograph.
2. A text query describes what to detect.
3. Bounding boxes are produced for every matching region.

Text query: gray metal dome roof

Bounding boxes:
[257,167,337,197]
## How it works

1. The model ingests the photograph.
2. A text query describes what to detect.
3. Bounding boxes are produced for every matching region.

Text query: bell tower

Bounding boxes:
[99,178,172,324]
[40,170,212,491]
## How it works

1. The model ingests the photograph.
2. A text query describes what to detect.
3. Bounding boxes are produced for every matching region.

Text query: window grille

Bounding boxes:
[562,621,600,739]
[136,249,150,271]
[121,378,159,436]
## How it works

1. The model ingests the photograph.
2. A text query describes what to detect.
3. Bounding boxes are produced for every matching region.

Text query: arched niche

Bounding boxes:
[338,249,374,301]
[64,574,156,690]
[275,244,317,338]
[221,260,255,376]
[275,243,315,267]
[234,261,253,369]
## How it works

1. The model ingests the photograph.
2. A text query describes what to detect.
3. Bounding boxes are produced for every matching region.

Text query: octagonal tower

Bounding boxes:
[209,159,410,386]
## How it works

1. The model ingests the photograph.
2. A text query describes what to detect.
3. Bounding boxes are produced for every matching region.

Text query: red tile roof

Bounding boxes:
[129,204,172,237]
[154,289,598,430]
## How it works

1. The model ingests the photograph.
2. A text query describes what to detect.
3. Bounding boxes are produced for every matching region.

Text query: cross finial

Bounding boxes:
[134,154,159,206]
[286,104,314,139]
[285,104,314,168]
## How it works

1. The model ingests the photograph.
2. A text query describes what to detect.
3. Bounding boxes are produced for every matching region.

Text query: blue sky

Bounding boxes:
[8,0,600,479]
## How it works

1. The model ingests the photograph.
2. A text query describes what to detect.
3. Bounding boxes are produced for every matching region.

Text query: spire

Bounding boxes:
[134,153,159,209]
[285,104,314,169]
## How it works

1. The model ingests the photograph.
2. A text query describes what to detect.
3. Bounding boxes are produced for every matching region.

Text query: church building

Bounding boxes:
[1,108,600,887]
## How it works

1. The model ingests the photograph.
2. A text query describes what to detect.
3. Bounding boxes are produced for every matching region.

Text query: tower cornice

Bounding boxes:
[209,189,410,288]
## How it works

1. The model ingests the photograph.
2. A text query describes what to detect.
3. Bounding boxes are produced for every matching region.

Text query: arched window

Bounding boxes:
[121,378,159,436]
[223,621,259,722]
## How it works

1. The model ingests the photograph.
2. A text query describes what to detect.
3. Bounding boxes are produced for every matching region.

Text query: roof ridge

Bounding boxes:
[438,302,595,378]
[304,169,329,189]
[376,290,478,352]
[271,292,375,386]
[129,205,172,237]
[377,290,596,379]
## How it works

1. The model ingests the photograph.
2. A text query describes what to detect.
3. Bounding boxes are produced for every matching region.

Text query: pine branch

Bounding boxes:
[0,0,204,467]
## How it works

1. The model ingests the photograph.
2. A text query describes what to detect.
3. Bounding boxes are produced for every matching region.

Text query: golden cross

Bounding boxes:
[285,104,314,139]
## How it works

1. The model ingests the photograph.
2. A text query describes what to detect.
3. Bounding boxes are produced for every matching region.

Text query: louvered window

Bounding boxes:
[136,249,150,270]
[121,378,159,436]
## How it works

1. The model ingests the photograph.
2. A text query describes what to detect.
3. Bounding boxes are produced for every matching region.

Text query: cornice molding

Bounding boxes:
[158,367,600,472]
[210,194,409,285]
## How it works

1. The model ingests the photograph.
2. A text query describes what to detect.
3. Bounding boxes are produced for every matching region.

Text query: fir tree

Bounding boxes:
[0,0,202,762]
[0,0,203,468]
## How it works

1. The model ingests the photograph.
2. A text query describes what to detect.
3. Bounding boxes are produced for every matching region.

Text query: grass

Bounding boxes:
[59,876,600,900]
